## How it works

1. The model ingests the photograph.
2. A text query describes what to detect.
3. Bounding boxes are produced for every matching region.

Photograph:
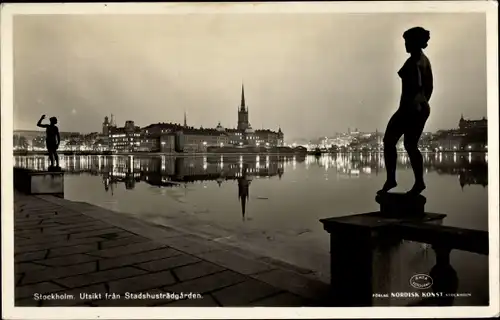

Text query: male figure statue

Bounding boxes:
[37,115,60,169]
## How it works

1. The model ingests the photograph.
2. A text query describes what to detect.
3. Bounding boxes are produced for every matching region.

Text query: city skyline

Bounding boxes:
[13,13,487,141]
[12,111,488,141]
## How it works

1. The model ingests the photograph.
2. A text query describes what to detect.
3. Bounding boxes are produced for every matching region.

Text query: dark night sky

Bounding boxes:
[13,12,487,141]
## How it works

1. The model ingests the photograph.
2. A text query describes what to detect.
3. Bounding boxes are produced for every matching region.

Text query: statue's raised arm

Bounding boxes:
[36,115,49,128]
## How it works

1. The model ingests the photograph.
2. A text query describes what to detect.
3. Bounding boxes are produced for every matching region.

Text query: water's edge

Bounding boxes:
[39,194,330,285]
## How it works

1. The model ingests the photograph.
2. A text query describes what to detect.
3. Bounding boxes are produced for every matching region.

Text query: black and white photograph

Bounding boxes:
[1,2,498,319]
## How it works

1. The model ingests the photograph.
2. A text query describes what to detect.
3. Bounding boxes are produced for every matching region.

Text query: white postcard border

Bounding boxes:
[1,1,498,319]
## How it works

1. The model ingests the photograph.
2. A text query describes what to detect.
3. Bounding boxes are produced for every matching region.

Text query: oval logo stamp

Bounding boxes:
[410,274,433,289]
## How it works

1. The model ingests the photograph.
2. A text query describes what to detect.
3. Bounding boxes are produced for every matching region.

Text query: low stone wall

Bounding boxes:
[13,168,64,196]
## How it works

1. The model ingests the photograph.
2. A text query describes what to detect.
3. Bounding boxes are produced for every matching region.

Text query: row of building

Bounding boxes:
[86,85,284,153]
[13,85,285,153]
[431,115,488,151]
[306,115,487,152]
[13,91,486,153]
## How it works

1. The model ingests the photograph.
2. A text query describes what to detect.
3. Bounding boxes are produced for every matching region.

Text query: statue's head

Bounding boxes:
[49,117,58,125]
[403,27,430,53]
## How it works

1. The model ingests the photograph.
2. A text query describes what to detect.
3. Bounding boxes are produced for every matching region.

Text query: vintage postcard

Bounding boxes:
[1,1,498,319]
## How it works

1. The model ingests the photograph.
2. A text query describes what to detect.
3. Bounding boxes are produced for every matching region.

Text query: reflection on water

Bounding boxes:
[14,152,488,306]
[14,153,487,220]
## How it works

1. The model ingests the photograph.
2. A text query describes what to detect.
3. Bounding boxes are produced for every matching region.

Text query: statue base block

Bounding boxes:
[14,168,64,196]
[375,192,426,217]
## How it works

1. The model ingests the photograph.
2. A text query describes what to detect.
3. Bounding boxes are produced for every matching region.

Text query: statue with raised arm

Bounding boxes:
[378,27,433,196]
[37,114,60,170]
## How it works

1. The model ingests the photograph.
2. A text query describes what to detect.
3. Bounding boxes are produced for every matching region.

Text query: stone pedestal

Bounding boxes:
[320,211,447,306]
[320,213,388,306]
[14,168,64,196]
[376,192,426,217]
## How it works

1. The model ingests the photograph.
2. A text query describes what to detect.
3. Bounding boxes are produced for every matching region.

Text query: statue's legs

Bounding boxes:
[54,150,60,167]
[379,111,404,194]
[404,108,430,195]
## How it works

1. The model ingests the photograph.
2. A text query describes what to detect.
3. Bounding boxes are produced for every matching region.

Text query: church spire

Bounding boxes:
[184,110,187,127]
[240,84,246,111]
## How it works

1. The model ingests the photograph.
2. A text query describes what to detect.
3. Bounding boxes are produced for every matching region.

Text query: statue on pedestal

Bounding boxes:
[37,114,61,171]
[378,27,433,196]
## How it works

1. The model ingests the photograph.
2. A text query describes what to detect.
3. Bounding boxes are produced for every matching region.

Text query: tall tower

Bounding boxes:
[102,116,110,135]
[184,110,187,128]
[459,114,466,130]
[237,84,249,131]
[277,126,284,147]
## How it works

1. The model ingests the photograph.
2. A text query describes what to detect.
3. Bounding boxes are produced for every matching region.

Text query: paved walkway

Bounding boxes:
[14,191,330,307]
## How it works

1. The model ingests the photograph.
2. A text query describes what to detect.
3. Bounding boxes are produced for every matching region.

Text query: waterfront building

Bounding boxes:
[82,132,100,150]
[142,122,182,136]
[178,128,230,152]
[459,114,487,132]
[109,120,142,153]
[93,137,109,152]
[100,84,283,153]
[254,128,284,147]
[31,136,46,150]
[153,84,283,152]
[434,131,464,151]
[64,133,85,151]
[13,134,29,150]
[226,84,284,147]
[102,116,111,136]
[432,116,487,151]
[159,134,176,153]
[13,130,47,146]
[137,133,160,152]
[141,122,184,153]
[13,129,80,150]
[226,128,245,146]
[459,115,487,150]
[100,115,118,150]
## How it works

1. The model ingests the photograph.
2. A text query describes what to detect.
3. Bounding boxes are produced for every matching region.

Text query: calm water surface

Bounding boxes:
[14,152,489,306]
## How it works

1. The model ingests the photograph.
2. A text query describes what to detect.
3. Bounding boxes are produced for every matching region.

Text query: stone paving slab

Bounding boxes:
[15,250,48,263]
[36,253,101,267]
[20,262,98,285]
[15,262,49,273]
[15,236,105,254]
[107,270,177,293]
[250,269,330,305]
[13,191,330,307]
[98,248,185,270]
[153,235,225,255]
[195,250,277,275]
[53,267,147,288]
[85,242,169,259]
[48,243,100,258]
[172,261,226,281]
[134,253,201,273]
[162,270,248,294]
[100,236,150,249]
